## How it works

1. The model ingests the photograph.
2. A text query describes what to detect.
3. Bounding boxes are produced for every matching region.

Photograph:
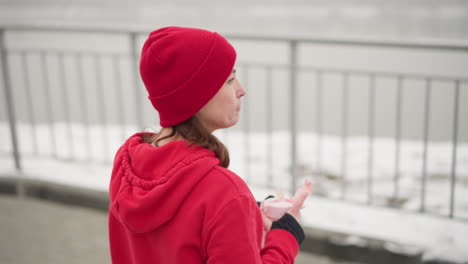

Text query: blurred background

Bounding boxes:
[0,0,467,263]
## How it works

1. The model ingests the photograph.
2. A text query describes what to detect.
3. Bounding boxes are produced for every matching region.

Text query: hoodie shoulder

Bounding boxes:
[200,166,255,202]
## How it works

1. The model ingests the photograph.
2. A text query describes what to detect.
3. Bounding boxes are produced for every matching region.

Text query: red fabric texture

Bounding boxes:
[108,133,299,263]
[139,27,237,127]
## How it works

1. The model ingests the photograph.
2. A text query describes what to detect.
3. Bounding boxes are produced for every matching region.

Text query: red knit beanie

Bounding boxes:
[139,26,237,127]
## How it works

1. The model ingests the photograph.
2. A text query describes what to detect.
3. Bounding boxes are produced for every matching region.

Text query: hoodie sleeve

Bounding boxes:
[204,195,299,264]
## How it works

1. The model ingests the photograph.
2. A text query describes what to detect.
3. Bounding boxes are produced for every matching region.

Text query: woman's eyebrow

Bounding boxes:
[232,69,236,74]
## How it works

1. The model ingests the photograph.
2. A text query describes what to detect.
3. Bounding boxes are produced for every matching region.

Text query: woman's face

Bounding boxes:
[197,68,246,133]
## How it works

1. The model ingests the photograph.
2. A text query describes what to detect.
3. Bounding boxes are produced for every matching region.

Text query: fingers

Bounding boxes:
[290,180,312,212]
[261,212,273,232]
[297,179,312,197]
[287,180,312,222]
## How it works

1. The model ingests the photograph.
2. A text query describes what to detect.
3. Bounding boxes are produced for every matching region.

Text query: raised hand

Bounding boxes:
[287,180,313,223]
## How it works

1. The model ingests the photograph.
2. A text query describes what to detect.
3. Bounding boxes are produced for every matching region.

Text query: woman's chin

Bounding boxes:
[230,116,240,127]
[221,118,239,130]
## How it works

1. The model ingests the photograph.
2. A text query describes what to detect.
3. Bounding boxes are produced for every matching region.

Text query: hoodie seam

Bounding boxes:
[211,166,243,195]
[200,167,253,256]
[202,195,253,256]
[206,195,251,229]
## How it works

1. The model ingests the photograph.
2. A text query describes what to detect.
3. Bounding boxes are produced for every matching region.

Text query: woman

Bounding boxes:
[108,26,311,264]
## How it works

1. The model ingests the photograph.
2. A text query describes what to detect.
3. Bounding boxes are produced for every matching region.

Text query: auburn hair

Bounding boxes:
[143,116,230,168]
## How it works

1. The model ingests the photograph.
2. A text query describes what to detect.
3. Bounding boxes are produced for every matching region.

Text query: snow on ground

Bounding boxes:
[1,122,468,262]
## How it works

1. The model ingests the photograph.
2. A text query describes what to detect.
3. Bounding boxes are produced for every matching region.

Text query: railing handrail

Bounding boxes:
[2,23,468,52]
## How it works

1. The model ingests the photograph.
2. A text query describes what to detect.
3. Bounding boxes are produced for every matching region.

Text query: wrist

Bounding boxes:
[271,213,305,245]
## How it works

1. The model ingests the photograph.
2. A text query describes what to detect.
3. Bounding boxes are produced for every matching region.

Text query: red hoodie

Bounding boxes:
[108,133,300,263]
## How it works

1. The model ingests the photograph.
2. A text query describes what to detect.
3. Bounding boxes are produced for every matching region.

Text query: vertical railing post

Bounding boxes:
[21,51,38,156]
[316,70,323,192]
[130,32,143,130]
[394,76,403,203]
[341,72,349,200]
[0,29,22,171]
[367,74,375,205]
[449,80,460,218]
[57,52,74,159]
[113,55,127,142]
[76,53,92,161]
[289,40,298,195]
[40,51,57,159]
[420,78,431,213]
[266,66,273,188]
[94,55,110,162]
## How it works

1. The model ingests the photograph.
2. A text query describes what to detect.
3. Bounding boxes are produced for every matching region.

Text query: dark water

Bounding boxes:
[0,0,468,40]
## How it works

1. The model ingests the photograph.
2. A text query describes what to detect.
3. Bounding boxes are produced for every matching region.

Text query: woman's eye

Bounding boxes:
[228,77,235,83]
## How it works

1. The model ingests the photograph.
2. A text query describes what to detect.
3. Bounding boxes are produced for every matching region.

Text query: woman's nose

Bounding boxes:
[237,82,246,98]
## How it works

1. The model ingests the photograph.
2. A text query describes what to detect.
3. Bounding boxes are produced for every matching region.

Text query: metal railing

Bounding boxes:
[1,25,467,221]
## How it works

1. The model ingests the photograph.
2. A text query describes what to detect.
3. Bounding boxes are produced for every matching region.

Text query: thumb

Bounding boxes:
[261,211,273,232]
[289,180,312,212]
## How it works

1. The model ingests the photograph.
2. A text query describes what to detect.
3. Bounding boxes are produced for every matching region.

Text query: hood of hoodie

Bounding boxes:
[109,132,220,233]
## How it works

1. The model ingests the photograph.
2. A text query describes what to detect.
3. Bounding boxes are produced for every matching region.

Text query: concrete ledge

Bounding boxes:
[0,176,108,211]
[0,176,460,264]
[0,176,17,194]
[301,226,423,264]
